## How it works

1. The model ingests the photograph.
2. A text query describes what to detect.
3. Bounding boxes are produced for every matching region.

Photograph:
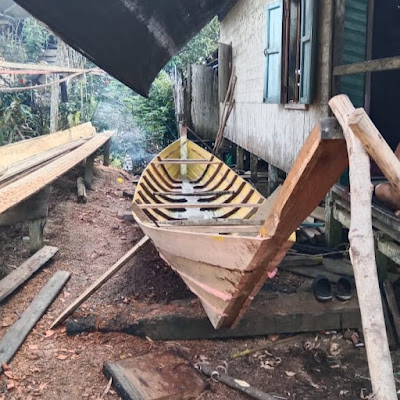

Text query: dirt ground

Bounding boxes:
[0,162,398,399]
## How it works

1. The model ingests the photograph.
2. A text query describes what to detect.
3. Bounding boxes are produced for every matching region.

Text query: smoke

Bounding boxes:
[92,98,155,174]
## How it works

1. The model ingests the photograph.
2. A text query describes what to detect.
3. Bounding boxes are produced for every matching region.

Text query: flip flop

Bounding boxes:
[335,277,354,301]
[312,275,332,302]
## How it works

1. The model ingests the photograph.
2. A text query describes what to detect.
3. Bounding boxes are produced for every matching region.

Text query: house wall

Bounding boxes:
[220,0,333,172]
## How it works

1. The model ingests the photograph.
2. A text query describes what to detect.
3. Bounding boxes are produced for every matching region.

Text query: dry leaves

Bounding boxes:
[4,371,19,380]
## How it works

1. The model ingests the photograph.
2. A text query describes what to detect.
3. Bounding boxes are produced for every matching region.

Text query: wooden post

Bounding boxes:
[325,190,343,247]
[236,146,244,171]
[84,153,95,190]
[77,177,87,203]
[329,94,397,400]
[180,124,188,179]
[267,164,279,196]
[28,218,47,254]
[250,153,258,184]
[50,73,60,133]
[103,139,111,167]
[218,43,232,103]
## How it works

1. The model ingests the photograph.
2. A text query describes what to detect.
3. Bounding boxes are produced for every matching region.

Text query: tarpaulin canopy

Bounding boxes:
[12,0,237,96]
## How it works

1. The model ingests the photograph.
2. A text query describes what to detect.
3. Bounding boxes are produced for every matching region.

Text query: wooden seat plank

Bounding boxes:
[138,203,262,210]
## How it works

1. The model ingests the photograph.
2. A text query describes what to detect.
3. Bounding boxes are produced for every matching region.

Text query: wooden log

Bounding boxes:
[200,363,276,400]
[0,271,70,372]
[77,177,87,203]
[0,132,113,215]
[329,95,397,400]
[50,236,150,329]
[28,218,47,254]
[346,105,400,197]
[103,139,111,167]
[325,190,343,247]
[0,245,59,303]
[84,153,95,190]
[333,56,400,76]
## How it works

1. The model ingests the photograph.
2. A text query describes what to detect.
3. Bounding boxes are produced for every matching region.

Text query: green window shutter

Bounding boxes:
[299,0,317,104]
[340,0,368,108]
[264,0,283,103]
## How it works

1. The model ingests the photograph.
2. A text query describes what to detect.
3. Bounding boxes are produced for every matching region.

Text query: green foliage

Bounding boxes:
[130,71,177,151]
[167,17,219,75]
[21,19,49,62]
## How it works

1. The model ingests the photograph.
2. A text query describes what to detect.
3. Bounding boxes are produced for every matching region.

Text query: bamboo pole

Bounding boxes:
[329,94,397,400]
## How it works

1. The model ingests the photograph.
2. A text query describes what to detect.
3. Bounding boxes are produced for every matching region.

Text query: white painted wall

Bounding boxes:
[220,0,333,172]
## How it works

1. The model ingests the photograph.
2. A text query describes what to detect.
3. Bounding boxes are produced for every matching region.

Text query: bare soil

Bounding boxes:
[0,162,396,400]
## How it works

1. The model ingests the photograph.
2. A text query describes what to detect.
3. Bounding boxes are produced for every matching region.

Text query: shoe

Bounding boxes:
[335,277,354,301]
[312,275,332,301]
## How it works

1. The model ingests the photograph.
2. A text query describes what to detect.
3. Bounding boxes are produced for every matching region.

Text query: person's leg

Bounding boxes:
[375,182,400,214]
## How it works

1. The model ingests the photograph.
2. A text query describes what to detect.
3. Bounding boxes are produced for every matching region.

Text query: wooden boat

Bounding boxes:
[132,119,349,329]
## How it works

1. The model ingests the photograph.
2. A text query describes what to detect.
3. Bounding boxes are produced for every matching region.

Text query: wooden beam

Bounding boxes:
[383,280,400,343]
[0,245,59,303]
[77,177,87,203]
[329,94,397,400]
[267,164,279,196]
[154,159,220,165]
[138,203,262,210]
[159,225,262,234]
[334,56,400,76]
[154,190,234,197]
[236,146,244,171]
[160,219,264,227]
[0,271,70,372]
[0,60,101,74]
[0,132,113,215]
[66,292,362,340]
[250,154,258,183]
[29,218,46,254]
[50,236,150,329]
[103,139,111,167]
[218,43,232,103]
[84,153,95,190]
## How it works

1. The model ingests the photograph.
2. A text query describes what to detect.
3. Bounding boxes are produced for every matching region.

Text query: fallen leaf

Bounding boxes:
[285,371,297,377]
[56,354,70,360]
[1,362,9,371]
[234,379,250,388]
[7,380,15,391]
[329,342,342,357]
[1,317,13,328]
[43,330,55,338]
[4,371,19,380]
[39,382,48,391]
[28,344,38,351]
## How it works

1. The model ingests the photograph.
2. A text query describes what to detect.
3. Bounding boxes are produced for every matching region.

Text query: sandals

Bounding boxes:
[312,275,354,302]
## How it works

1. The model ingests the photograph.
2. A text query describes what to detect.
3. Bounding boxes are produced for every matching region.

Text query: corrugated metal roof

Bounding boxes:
[12,0,237,96]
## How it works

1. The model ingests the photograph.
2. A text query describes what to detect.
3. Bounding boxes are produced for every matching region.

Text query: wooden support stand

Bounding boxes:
[77,177,87,203]
[250,153,258,184]
[236,145,244,171]
[329,94,397,400]
[267,164,279,196]
[28,218,47,254]
[84,153,95,190]
[325,190,343,247]
[103,139,111,167]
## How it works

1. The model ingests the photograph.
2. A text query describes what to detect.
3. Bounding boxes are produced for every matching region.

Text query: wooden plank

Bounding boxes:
[383,280,400,343]
[0,271,70,372]
[0,138,87,187]
[158,225,262,234]
[333,56,400,76]
[0,60,97,74]
[154,191,235,197]
[0,122,95,169]
[103,352,208,400]
[218,42,232,102]
[0,245,59,303]
[155,160,220,165]
[50,236,150,329]
[66,292,362,340]
[0,132,113,215]
[160,219,264,227]
[138,203,262,210]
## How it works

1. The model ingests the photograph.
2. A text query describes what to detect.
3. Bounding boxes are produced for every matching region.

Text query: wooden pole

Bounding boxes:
[103,139,111,167]
[329,94,397,400]
[28,218,46,254]
[50,236,150,329]
[84,153,95,190]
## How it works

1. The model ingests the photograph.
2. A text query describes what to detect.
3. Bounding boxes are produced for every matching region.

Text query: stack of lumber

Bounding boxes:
[0,122,113,215]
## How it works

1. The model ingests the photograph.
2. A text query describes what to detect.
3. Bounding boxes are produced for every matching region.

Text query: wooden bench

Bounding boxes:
[0,123,113,252]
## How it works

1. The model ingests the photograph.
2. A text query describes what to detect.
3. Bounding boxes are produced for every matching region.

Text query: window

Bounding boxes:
[264,0,317,105]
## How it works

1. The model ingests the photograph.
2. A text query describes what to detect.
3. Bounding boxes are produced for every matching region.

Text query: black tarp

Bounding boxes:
[13,0,237,96]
